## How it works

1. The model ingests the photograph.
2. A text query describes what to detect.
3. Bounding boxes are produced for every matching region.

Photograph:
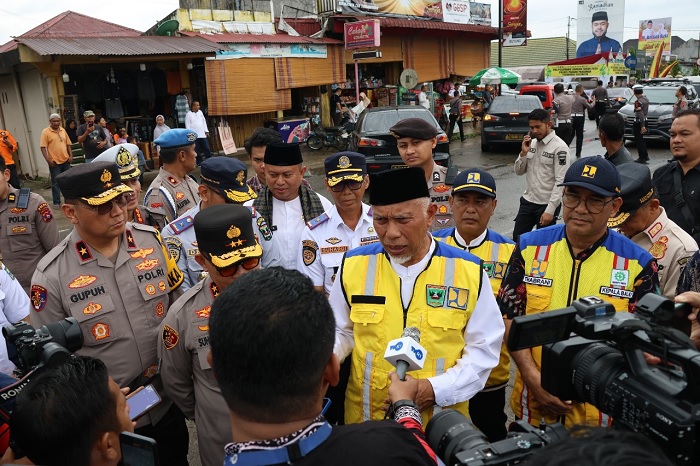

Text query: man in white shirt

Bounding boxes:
[185,101,210,165]
[247,142,332,270]
[0,261,29,375]
[641,20,654,39]
[329,166,504,425]
[418,85,430,109]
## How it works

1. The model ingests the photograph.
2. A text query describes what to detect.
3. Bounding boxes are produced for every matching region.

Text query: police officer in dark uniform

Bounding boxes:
[30,161,189,466]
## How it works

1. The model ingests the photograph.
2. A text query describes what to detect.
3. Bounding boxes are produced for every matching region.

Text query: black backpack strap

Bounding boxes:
[673,167,697,235]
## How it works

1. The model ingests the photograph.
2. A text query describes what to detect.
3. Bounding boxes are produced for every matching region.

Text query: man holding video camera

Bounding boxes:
[76,110,108,163]
[5,356,134,466]
[208,267,436,465]
[498,156,660,427]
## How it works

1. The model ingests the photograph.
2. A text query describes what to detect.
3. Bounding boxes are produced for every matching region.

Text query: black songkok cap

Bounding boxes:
[264,142,303,166]
[369,167,429,206]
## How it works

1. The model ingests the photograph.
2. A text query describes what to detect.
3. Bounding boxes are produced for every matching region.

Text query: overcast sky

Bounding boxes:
[0,0,698,45]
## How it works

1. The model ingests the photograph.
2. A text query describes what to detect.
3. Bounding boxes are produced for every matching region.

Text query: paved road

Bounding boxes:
[23,117,674,464]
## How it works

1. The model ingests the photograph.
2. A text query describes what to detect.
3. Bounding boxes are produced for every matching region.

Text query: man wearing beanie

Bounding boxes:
[144,128,201,230]
[160,204,263,466]
[247,142,332,269]
[30,161,189,466]
[389,117,456,231]
[498,156,659,429]
[329,167,504,425]
[576,10,622,58]
[162,157,257,291]
[432,168,514,441]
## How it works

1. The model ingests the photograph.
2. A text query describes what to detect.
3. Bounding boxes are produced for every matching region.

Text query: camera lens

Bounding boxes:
[571,342,625,408]
[426,409,489,466]
[42,317,83,353]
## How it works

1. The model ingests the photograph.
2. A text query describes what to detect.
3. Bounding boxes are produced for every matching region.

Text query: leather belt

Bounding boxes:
[557,119,572,124]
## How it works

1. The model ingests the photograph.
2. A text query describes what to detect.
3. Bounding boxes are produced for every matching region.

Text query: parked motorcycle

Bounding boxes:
[307,125,350,151]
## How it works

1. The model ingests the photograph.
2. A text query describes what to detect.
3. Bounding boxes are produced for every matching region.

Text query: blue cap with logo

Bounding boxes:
[199,157,257,204]
[324,152,366,187]
[451,168,496,198]
[558,156,621,198]
[154,128,197,149]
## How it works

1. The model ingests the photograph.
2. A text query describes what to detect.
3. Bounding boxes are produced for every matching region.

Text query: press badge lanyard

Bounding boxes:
[225,422,332,466]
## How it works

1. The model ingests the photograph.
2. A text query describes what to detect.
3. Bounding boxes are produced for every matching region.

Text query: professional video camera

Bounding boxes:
[508,294,700,465]
[426,409,567,465]
[0,318,82,423]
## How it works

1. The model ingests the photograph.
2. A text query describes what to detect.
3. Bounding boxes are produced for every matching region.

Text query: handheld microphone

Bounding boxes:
[384,327,427,381]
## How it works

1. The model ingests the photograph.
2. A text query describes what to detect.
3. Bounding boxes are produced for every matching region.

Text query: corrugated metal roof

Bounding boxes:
[18,36,222,56]
[490,37,577,67]
[274,18,322,37]
[19,10,141,38]
[182,31,342,45]
[378,18,498,35]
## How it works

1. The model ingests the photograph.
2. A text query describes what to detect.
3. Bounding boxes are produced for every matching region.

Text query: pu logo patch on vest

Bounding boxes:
[529,260,548,277]
[68,275,98,289]
[447,286,469,310]
[70,286,106,303]
[582,165,597,178]
[130,247,154,259]
[426,285,446,307]
[83,302,102,315]
[91,323,110,341]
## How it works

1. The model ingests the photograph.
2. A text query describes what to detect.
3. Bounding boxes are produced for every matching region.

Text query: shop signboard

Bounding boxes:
[441,0,470,25]
[470,2,492,26]
[502,0,527,47]
[638,17,672,57]
[215,43,327,59]
[576,0,625,58]
[337,0,442,19]
[344,19,381,49]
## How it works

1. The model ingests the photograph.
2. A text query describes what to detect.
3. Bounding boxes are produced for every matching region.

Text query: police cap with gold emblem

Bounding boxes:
[558,156,620,198]
[369,167,429,206]
[608,163,653,227]
[264,142,303,166]
[200,157,257,204]
[194,204,263,269]
[389,118,438,140]
[92,143,141,180]
[452,168,496,198]
[57,161,132,205]
[153,128,197,149]
[325,151,366,187]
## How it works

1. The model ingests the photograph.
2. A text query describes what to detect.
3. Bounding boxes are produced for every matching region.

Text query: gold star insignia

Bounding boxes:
[79,247,88,256]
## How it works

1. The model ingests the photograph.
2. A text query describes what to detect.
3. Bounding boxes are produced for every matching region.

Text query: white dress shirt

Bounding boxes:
[0,264,30,374]
[185,110,209,139]
[329,238,505,407]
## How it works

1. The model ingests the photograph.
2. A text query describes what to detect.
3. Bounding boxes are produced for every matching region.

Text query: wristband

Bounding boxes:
[391,399,419,412]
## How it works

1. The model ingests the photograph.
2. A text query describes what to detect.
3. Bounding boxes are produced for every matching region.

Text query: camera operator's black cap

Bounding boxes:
[452,168,497,198]
[264,142,303,166]
[369,167,429,206]
[608,163,653,227]
[194,204,262,269]
[592,11,608,22]
[390,118,438,140]
[558,156,620,198]
[57,161,132,205]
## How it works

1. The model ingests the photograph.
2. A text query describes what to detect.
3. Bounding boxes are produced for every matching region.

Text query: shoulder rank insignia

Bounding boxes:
[125,229,137,249]
[167,176,179,186]
[7,193,15,203]
[170,216,194,235]
[307,212,329,230]
[210,282,220,298]
[75,241,93,262]
[250,206,257,217]
[367,207,373,217]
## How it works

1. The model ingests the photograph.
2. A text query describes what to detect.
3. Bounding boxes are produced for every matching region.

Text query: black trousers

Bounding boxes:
[572,116,585,157]
[324,355,352,425]
[447,113,464,141]
[513,196,560,243]
[554,123,574,146]
[469,386,508,442]
[594,102,606,127]
[135,403,189,466]
[633,122,649,161]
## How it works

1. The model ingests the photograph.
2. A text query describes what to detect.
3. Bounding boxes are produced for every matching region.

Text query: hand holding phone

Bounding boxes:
[126,385,161,421]
[120,432,160,466]
[521,132,532,155]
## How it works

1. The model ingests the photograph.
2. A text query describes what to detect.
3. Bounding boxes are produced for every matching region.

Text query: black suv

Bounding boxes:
[619,80,699,141]
[350,106,450,174]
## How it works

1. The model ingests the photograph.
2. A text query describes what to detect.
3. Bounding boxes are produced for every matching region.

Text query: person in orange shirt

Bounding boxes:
[39,113,73,207]
[0,129,19,189]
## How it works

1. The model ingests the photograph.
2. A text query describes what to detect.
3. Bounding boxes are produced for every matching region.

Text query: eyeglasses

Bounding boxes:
[75,194,128,215]
[562,192,615,214]
[216,257,260,277]
[329,181,364,193]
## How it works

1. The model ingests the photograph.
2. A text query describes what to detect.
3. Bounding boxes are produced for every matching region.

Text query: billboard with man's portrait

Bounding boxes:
[576,0,625,58]
[638,17,672,56]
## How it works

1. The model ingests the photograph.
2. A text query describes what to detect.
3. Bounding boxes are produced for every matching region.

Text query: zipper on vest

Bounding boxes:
[567,259,582,305]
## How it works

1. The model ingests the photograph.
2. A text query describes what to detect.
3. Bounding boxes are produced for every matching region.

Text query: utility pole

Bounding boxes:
[566,17,576,60]
[498,0,503,67]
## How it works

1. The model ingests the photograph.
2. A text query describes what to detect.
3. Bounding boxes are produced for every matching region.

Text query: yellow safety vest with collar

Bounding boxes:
[512,224,653,427]
[340,240,483,425]
[433,228,514,387]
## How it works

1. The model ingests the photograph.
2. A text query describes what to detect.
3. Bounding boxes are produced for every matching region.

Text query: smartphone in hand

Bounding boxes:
[126,385,162,421]
[524,131,532,147]
[120,432,160,466]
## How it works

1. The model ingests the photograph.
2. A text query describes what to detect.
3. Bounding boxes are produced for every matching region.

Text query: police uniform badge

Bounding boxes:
[162,325,180,350]
[257,216,272,241]
[302,240,319,266]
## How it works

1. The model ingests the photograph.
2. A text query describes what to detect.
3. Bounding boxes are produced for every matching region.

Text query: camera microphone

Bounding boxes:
[384,327,426,381]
